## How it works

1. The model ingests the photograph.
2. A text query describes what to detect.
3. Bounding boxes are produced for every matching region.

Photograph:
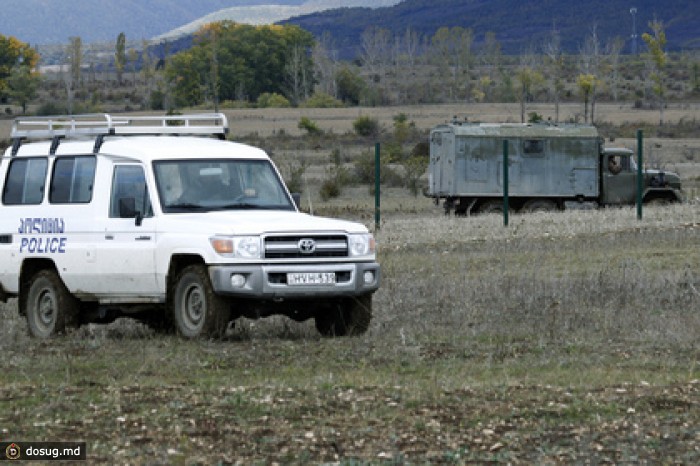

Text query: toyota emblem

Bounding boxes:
[298,238,316,254]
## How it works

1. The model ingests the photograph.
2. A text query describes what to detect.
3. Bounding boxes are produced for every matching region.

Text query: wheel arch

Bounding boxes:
[643,188,682,204]
[167,254,206,292]
[19,258,59,316]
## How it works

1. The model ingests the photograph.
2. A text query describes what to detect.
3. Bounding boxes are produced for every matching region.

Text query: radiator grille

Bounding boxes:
[264,235,348,259]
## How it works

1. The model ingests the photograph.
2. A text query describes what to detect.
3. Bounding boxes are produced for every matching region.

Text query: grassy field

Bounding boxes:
[1,203,699,464]
[1,103,699,463]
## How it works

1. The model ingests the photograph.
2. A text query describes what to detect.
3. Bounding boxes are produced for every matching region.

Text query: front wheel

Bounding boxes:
[171,265,230,339]
[315,295,372,337]
[25,270,79,338]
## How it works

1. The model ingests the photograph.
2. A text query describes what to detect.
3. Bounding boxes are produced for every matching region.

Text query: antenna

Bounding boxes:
[630,7,638,55]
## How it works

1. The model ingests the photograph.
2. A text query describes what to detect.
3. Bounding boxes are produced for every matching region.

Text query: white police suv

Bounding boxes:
[0,114,379,338]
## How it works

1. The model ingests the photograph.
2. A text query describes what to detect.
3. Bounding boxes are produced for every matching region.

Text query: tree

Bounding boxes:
[516,67,544,123]
[577,74,597,123]
[115,32,126,85]
[312,31,339,98]
[8,65,39,113]
[166,22,314,108]
[335,66,365,105]
[544,27,565,123]
[430,26,474,101]
[605,36,625,102]
[0,33,39,100]
[579,25,602,123]
[642,20,668,125]
[68,36,82,85]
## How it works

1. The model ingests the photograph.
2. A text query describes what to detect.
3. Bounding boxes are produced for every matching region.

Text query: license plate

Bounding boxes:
[287,272,336,286]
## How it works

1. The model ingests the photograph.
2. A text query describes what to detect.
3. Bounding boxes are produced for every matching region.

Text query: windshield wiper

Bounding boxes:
[214,203,293,211]
[166,202,209,211]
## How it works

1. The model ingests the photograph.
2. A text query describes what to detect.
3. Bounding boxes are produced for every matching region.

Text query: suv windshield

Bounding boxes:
[154,159,294,213]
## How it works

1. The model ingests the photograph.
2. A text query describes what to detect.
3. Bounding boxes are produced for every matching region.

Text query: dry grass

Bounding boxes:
[1,103,699,463]
[1,202,699,464]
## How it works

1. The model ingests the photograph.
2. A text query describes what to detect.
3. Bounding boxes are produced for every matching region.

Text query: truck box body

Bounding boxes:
[428,123,601,200]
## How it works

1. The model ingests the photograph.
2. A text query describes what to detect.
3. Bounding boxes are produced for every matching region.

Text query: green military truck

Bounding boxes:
[427,122,683,215]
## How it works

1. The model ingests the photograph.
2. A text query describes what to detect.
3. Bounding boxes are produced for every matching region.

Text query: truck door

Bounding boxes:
[101,164,158,297]
[602,153,636,205]
[429,129,454,195]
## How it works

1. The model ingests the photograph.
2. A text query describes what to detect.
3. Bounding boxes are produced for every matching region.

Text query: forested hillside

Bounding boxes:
[283,0,700,57]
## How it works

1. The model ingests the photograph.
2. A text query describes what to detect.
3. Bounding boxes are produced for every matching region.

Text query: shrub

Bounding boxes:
[353,116,381,138]
[256,92,291,108]
[528,112,543,123]
[35,101,65,116]
[300,92,344,108]
[319,178,341,201]
[298,116,322,135]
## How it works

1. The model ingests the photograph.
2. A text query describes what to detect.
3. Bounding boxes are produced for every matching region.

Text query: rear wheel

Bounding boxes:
[477,200,506,214]
[315,295,372,337]
[522,199,558,213]
[171,265,230,339]
[25,270,79,338]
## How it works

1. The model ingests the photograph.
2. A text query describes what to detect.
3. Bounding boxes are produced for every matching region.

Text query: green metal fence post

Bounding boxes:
[375,142,381,230]
[637,129,643,220]
[503,139,509,227]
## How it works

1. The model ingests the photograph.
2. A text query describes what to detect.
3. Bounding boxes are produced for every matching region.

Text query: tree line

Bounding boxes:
[0,19,698,125]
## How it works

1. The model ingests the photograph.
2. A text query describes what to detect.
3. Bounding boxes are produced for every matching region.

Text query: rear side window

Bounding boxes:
[2,157,48,205]
[50,156,96,204]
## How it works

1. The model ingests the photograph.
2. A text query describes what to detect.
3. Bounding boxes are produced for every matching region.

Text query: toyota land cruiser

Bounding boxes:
[0,114,380,338]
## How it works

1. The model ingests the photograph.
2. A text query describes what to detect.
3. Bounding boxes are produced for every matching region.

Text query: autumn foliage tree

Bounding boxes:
[642,20,668,126]
[0,33,39,107]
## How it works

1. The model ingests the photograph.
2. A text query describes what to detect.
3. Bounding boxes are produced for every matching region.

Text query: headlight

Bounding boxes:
[348,233,376,257]
[210,236,262,259]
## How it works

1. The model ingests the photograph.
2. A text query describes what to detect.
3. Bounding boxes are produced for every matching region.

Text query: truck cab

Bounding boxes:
[601,147,683,206]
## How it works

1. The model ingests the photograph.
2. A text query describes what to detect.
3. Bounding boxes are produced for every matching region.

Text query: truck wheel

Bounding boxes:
[25,270,79,338]
[171,265,230,339]
[522,199,557,212]
[315,295,372,337]
[478,200,506,214]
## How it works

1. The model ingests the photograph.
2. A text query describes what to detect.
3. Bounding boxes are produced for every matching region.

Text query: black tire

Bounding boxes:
[25,270,79,338]
[315,295,372,337]
[171,265,230,339]
[644,197,671,206]
[477,200,506,214]
[522,199,558,213]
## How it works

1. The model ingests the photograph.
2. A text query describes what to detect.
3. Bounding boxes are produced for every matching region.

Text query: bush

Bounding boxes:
[319,178,341,201]
[298,116,322,136]
[528,112,543,123]
[284,160,307,194]
[257,92,291,108]
[300,92,344,108]
[354,150,402,188]
[353,116,381,138]
[35,101,66,116]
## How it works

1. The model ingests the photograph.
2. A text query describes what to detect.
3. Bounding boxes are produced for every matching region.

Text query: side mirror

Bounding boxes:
[119,197,143,226]
[291,192,301,210]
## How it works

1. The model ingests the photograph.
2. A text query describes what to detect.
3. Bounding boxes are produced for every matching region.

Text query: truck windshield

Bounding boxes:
[154,159,294,213]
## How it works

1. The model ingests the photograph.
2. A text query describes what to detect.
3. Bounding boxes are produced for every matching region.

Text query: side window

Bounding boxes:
[50,156,96,204]
[2,158,48,205]
[523,139,544,156]
[110,165,153,218]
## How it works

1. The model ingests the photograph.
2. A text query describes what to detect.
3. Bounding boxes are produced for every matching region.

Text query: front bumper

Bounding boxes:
[209,262,380,298]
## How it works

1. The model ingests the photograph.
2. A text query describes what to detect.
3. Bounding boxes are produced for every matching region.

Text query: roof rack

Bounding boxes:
[11,113,229,141]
